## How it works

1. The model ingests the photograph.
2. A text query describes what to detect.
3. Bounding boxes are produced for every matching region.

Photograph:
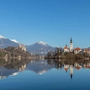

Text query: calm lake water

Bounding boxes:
[0,59,90,90]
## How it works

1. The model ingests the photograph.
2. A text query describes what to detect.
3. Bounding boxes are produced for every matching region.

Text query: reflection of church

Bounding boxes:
[64,63,83,79]
[70,65,73,79]
[1,60,90,80]
[64,64,73,79]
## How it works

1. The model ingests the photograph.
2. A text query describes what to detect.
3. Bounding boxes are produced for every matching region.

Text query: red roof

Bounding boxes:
[74,47,81,51]
[84,49,90,52]
[64,46,68,49]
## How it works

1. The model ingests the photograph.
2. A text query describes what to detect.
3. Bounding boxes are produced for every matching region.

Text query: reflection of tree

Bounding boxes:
[47,59,90,70]
[0,59,90,80]
[47,60,52,65]
[46,59,90,79]
[0,59,6,66]
[4,59,31,70]
[47,52,52,58]
[47,59,63,70]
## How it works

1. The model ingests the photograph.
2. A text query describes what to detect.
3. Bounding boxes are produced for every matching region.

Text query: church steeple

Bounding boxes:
[70,38,72,43]
[70,38,73,52]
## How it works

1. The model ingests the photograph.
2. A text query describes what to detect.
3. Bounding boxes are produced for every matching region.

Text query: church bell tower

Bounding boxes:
[70,38,73,52]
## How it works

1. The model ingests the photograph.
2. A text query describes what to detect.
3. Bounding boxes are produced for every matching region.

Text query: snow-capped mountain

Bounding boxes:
[26,41,55,55]
[0,35,6,39]
[0,35,20,48]
[0,35,54,54]
[37,41,48,46]
[10,39,20,44]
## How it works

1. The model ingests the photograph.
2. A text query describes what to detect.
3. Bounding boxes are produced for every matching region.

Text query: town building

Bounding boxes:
[84,49,90,55]
[74,47,81,54]
[64,45,69,52]
[70,38,73,52]
[64,38,73,53]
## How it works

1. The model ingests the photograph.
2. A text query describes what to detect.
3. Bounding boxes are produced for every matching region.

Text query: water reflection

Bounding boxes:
[0,59,30,79]
[0,63,26,79]
[26,60,55,75]
[0,59,90,80]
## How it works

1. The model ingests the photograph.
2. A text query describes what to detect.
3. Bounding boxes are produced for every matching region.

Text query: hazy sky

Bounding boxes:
[0,0,90,48]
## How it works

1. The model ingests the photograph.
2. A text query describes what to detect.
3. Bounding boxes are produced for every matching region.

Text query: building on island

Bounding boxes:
[70,38,73,52]
[84,49,90,55]
[63,38,83,54]
[62,38,87,55]
[74,47,81,54]
[64,45,69,52]
[64,38,73,53]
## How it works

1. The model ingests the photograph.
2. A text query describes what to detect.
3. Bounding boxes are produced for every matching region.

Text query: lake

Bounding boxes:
[0,59,90,90]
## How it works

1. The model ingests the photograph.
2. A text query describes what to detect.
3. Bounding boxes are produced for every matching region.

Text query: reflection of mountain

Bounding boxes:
[0,67,18,79]
[0,59,90,80]
[0,64,26,79]
[26,60,55,75]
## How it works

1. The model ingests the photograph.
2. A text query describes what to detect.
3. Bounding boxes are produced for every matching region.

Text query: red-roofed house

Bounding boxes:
[84,49,90,55]
[64,45,69,52]
[74,47,82,54]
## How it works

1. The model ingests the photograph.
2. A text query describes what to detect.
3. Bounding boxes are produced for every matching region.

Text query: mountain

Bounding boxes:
[0,35,20,48]
[26,41,55,55]
[0,35,54,54]
[10,39,19,44]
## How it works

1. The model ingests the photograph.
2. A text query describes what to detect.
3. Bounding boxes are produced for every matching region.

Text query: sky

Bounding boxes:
[0,0,90,48]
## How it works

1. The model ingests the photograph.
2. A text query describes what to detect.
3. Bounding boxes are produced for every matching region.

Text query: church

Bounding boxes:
[64,38,73,53]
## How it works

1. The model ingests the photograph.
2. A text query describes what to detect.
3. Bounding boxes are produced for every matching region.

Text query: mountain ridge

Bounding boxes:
[26,41,55,55]
[0,35,55,55]
[0,35,21,48]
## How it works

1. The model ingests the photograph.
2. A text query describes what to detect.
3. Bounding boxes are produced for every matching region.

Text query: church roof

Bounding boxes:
[64,45,68,49]
[74,47,81,51]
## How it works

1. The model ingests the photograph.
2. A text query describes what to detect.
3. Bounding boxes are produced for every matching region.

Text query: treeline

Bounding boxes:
[0,46,31,58]
[45,48,90,60]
